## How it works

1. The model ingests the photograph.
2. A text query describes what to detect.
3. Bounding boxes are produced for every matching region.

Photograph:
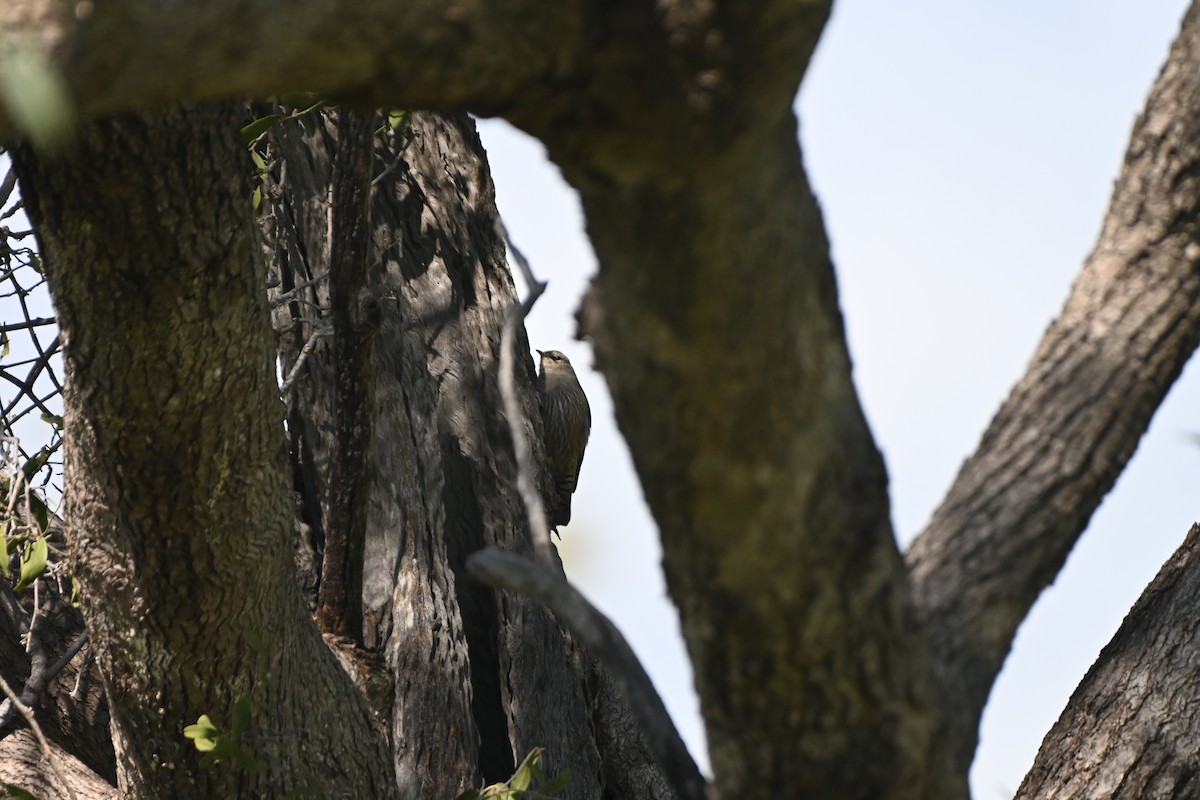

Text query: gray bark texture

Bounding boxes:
[261,105,648,798]
[1014,523,1200,799]
[3,0,1200,798]
[11,105,400,799]
[906,2,1200,779]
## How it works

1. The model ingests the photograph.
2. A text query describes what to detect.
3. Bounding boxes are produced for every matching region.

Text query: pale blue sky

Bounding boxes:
[478,1,1196,796]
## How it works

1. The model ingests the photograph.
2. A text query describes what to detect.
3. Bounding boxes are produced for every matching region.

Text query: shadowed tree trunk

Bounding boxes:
[3,103,678,799]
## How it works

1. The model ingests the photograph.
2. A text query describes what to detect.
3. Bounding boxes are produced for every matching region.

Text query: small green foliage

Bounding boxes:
[456,748,570,800]
[184,705,258,770]
[241,114,282,145]
[376,109,410,136]
[183,714,221,752]
[39,412,64,430]
[0,521,10,578]
[12,536,46,592]
[20,447,51,483]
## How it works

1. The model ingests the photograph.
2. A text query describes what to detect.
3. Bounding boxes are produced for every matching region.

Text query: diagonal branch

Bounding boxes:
[905,1,1200,775]
[466,547,708,800]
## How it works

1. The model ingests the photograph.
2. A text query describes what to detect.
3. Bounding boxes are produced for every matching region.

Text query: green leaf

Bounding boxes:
[70,575,80,607]
[277,92,317,110]
[0,523,9,578]
[193,736,218,753]
[29,494,49,534]
[540,768,571,795]
[241,114,281,145]
[39,412,63,430]
[21,447,51,481]
[250,149,267,175]
[388,109,408,131]
[13,537,47,592]
[252,184,263,212]
[184,714,221,752]
[509,765,532,792]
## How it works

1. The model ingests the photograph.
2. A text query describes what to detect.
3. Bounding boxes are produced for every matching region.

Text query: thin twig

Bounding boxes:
[269,270,329,307]
[280,328,325,398]
[467,547,709,800]
[493,218,552,562]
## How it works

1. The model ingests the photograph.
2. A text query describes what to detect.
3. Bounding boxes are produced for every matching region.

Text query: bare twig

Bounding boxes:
[493,218,553,563]
[467,547,709,800]
[269,270,329,307]
[279,328,326,397]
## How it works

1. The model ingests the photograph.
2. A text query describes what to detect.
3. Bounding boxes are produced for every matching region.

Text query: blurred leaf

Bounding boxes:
[21,447,51,481]
[0,522,9,578]
[2,781,43,800]
[541,767,571,795]
[28,494,48,533]
[231,747,257,771]
[70,575,80,607]
[454,790,481,800]
[0,331,8,359]
[39,412,63,430]
[13,536,47,592]
[277,93,317,110]
[232,694,252,737]
[0,44,76,151]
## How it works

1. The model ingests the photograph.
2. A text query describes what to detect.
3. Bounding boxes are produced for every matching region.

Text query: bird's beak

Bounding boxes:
[536,349,545,357]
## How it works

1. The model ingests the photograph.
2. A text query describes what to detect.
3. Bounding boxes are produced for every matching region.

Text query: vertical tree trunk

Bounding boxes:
[263,108,609,797]
[12,104,397,799]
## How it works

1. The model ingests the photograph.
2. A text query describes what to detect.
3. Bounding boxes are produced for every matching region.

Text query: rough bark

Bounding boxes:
[0,575,112,785]
[263,107,674,798]
[548,7,951,799]
[0,729,117,800]
[1013,524,1200,800]
[905,3,1200,775]
[11,104,397,799]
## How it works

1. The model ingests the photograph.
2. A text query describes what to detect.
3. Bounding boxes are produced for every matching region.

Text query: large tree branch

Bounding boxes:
[1014,524,1200,800]
[905,1,1200,776]
[0,0,586,137]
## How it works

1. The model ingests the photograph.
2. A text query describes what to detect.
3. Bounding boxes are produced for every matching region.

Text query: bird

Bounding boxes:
[537,349,591,530]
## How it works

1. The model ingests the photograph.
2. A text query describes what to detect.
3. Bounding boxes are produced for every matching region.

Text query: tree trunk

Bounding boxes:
[260,106,672,798]
[11,104,398,799]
